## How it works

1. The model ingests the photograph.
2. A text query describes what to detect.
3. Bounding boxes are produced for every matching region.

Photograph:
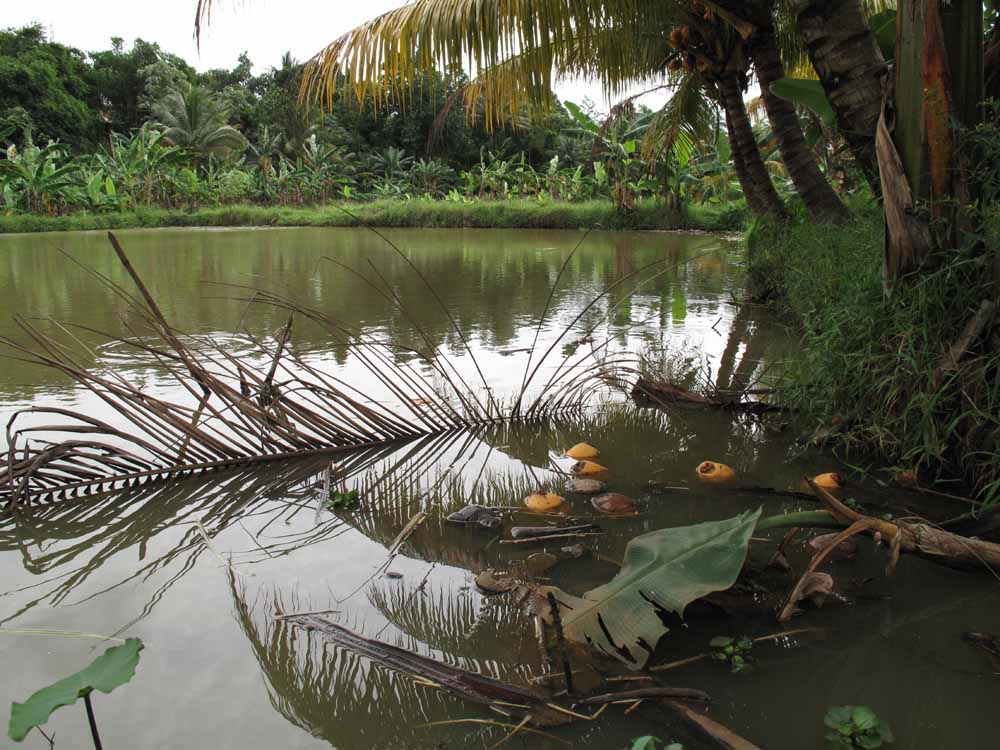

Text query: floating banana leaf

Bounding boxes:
[524,508,762,668]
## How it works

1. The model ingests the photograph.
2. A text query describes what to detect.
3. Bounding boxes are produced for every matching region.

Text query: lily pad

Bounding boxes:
[9,638,143,742]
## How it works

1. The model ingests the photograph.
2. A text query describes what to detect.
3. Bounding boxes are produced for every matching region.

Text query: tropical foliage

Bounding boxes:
[1,16,844,220]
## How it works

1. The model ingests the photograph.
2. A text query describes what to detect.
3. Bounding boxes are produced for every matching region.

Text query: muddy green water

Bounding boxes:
[0,227,996,750]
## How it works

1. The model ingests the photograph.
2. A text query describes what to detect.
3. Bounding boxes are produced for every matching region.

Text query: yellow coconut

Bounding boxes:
[812,472,844,490]
[565,442,599,460]
[572,460,608,476]
[525,493,565,512]
[696,460,736,484]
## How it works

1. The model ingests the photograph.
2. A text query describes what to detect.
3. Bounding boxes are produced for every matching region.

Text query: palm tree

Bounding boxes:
[664,10,788,217]
[739,2,849,222]
[786,0,888,190]
[152,84,248,166]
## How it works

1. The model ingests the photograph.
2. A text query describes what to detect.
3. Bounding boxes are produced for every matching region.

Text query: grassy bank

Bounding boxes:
[0,199,746,234]
[749,199,1000,503]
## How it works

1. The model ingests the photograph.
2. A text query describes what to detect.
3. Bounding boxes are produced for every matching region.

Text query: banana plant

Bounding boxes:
[0,140,81,214]
[97,125,183,208]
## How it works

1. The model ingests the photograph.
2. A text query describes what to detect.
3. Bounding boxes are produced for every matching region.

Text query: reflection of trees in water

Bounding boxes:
[1,230,743,394]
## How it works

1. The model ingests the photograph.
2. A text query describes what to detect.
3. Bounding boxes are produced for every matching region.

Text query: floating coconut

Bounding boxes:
[696,461,736,484]
[591,492,637,514]
[572,460,608,476]
[565,442,599,460]
[524,492,565,512]
[566,478,606,494]
[812,472,843,490]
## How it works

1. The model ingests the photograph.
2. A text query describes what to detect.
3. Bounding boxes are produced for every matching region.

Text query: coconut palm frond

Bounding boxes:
[746,95,768,126]
[152,85,247,157]
[295,1,681,130]
[639,71,717,161]
[1,233,617,509]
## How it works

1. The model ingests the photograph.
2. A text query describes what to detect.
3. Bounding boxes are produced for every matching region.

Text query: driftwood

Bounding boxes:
[810,481,1000,572]
[776,482,1000,621]
[631,378,783,415]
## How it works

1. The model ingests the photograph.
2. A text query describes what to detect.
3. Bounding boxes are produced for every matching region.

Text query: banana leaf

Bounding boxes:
[527,509,761,669]
[769,78,836,126]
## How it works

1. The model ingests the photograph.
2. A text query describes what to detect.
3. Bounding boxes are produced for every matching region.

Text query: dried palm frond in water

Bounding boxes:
[1,232,624,509]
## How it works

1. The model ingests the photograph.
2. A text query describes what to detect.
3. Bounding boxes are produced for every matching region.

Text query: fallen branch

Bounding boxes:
[810,480,1000,573]
[649,628,825,673]
[631,378,784,415]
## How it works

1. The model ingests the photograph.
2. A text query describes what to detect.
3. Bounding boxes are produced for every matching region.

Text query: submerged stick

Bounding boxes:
[663,700,761,750]
[547,591,574,696]
[510,524,600,539]
[577,687,711,706]
[500,532,602,545]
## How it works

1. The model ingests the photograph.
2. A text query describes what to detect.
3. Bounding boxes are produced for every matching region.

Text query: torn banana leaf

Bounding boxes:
[524,508,761,668]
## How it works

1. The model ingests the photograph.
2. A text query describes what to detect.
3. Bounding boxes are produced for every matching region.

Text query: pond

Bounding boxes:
[0,227,996,750]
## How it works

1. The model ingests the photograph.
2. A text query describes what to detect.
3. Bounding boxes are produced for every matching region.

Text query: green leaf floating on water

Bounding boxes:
[528,509,761,668]
[8,638,143,741]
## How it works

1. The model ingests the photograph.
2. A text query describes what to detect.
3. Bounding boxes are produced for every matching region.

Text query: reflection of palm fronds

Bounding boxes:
[367,580,534,663]
[1,233,610,508]
[231,583,537,750]
[0,455,334,625]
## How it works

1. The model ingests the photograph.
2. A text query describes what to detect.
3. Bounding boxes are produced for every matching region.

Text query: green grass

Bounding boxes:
[749,199,1000,503]
[0,198,747,234]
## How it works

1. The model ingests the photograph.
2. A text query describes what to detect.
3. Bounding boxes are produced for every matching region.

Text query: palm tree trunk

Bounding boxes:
[751,28,849,223]
[718,74,786,218]
[884,0,983,282]
[793,0,887,191]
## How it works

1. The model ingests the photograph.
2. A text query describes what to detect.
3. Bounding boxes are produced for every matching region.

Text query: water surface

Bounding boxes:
[0,227,994,750]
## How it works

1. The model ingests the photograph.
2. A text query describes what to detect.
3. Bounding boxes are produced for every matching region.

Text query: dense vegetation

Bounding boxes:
[0,24,767,226]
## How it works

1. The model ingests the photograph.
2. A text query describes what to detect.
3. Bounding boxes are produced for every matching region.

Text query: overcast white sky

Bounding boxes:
[6,0,669,113]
